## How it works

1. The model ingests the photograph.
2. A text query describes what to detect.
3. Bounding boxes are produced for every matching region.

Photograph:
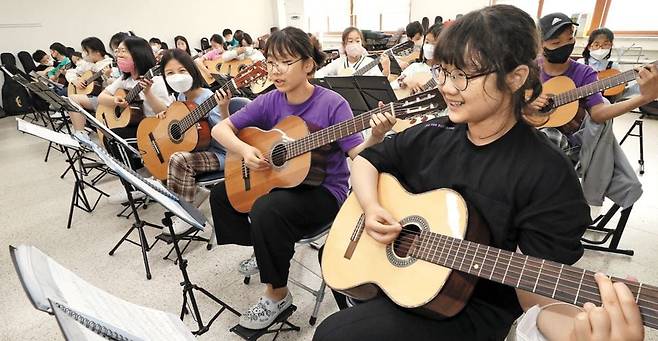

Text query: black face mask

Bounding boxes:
[543,42,575,64]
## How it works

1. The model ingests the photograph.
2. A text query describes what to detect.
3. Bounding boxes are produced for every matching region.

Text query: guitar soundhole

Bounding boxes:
[270,143,288,167]
[393,224,421,258]
[170,122,183,142]
[539,97,556,115]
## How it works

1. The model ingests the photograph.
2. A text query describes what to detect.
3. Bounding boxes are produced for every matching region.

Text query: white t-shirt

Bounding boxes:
[315,55,383,78]
[222,47,265,62]
[104,75,173,117]
[65,57,113,82]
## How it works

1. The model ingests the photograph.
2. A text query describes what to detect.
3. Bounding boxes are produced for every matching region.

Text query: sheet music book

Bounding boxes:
[16,118,80,149]
[74,133,206,231]
[10,245,195,341]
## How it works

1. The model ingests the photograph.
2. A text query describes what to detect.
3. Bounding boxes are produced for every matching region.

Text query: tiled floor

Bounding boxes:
[0,112,656,340]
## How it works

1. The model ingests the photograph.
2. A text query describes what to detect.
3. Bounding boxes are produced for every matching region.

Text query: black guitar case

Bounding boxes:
[1,53,33,115]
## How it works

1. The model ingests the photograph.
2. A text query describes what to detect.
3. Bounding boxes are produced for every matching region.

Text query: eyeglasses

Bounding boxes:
[590,42,612,49]
[114,48,128,55]
[431,65,496,91]
[266,58,302,74]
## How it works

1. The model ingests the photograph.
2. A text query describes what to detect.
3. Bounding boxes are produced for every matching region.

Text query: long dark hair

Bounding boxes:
[582,28,614,62]
[434,4,542,122]
[120,36,156,79]
[81,37,108,58]
[264,26,325,75]
[174,35,191,55]
[159,49,204,94]
[420,23,443,63]
[49,42,68,57]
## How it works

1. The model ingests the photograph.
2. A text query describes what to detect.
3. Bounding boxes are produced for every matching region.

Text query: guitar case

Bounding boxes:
[1,52,33,115]
[200,38,210,52]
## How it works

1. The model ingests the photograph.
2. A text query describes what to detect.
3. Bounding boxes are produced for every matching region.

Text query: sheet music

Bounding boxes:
[75,134,206,230]
[16,118,79,149]
[13,245,195,341]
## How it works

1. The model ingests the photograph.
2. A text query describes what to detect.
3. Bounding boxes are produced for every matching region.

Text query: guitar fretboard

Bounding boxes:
[124,69,160,104]
[553,69,637,107]
[177,80,239,133]
[408,231,658,329]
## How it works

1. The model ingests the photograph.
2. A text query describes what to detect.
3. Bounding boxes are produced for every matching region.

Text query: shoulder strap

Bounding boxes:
[606,61,613,70]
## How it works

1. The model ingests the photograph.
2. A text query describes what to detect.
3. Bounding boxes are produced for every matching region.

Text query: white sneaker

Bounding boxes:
[238,256,259,276]
[107,189,146,204]
[162,216,194,236]
[239,292,293,330]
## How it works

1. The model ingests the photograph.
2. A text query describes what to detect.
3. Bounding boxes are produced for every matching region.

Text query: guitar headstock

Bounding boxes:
[389,40,415,57]
[144,65,163,80]
[394,88,446,120]
[233,60,268,88]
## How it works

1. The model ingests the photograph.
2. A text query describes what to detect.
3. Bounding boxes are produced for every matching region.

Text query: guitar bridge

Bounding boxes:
[344,213,366,259]
[241,160,251,191]
[148,132,164,163]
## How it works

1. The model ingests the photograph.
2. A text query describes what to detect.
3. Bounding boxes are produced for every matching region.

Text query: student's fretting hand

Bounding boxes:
[363,204,402,244]
[637,64,658,103]
[370,101,396,140]
[570,273,644,341]
[214,88,232,115]
[138,78,154,94]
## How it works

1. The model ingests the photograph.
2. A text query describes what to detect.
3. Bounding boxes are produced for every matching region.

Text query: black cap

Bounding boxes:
[539,13,579,41]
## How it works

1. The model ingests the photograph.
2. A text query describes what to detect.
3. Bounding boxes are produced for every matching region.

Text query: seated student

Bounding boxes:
[174,35,192,55]
[149,37,164,62]
[154,49,228,234]
[97,36,173,202]
[234,30,244,44]
[208,26,395,330]
[47,42,72,84]
[313,5,644,341]
[194,34,225,80]
[391,22,442,93]
[66,37,114,133]
[396,21,425,69]
[576,28,618,72]
[315,27,390,78]
[528,13,658,159]
[160,42,169,49]
[69,51,85,68]
[32,50,54,77]
[106,32,133,86]
[223,28,239,49]
[221,33,265,62]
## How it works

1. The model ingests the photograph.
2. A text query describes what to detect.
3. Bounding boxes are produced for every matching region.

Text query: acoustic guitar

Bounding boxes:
[137,61,268,180]
[224,88,446,213]
[322,173,658,328]
[598,68,625,97]
[66,62,114,97]
[95,65,162,133]
[337,41,414,77]
[526,60,657,128]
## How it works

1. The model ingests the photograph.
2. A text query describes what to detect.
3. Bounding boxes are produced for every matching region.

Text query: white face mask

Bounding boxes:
[166,73,193,93]
[590,48,610,61]
[344,43,366,59]
[423,44,435,61]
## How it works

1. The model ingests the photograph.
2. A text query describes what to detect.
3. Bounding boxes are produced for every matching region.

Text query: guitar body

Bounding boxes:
[137,101,211,180]
[225,115,325,213]
[67,70,103,97]
[219,59,253,77]
[322,174,488,318]
[598,68,625,97]
[525,76,579,128]
[95,88,145,130]
[250,79,274,94]
[394,72,433,100]
[337,67,356,76]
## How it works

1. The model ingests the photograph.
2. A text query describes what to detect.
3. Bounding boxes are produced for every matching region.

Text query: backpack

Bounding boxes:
[1,52,34,115]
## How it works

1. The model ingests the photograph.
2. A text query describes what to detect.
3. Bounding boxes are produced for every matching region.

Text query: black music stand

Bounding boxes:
[76,135,240,335]
[311,76,397,115]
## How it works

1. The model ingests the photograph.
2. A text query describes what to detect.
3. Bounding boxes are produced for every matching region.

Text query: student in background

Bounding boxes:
[174,35,192,55]
[66,37,114,133]
[222,33,265,62]
[160,42,169,49]
[315,26,390,78]
[194,34,225,80]
[223,29,239,48]
[391,22,442,93]
[577,28,619,72]
[47,42,72,83]
[149,37,164,62]
[32,50,54,77]
[155,49,228,235]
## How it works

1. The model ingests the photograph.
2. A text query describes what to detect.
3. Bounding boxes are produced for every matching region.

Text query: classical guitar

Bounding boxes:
[393,72,436,100]
[337,41,414,77]
[598,68,625,97]
[322,173,658,328]
[526,60,657,128]
[225,88,446,213]
[67,62,114,97]
[95,65,162,132]
[137,61,268,180]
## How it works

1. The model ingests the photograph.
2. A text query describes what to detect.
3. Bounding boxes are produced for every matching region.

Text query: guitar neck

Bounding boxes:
[86,69,105,83]
[178,80,239,132]
[408,231,658,329]
[353,54,383,76]
[124,71,158,103]
[554,69,637,107]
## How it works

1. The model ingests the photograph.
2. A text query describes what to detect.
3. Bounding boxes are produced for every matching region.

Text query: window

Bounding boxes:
[305,0,351,33]
[604,0,655,33]
[305,0,410,34]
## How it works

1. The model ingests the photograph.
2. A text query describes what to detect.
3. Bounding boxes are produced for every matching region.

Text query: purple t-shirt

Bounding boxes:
[539,59,605,110]
[229,86,364,204]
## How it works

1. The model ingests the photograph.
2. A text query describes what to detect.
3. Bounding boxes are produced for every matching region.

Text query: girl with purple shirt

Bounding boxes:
[208,26,396,329]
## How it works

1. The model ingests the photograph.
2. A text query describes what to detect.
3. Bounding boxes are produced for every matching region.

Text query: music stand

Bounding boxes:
[16,118,108,229]
[311,76,397,115]
[76,135,240,335]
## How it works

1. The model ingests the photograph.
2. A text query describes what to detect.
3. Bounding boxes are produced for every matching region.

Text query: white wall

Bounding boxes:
[409,0,491,23]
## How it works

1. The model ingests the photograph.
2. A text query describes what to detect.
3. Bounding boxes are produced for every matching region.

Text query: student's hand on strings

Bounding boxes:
[138,78,154,94]
[637,63,658,102]
[103,66,112,78]
[73,79,86,89]
[569,273,644,341]
[114,96,128,108]
[370,101,396,139]
[363,204,402,244]
[526,94,550,114]
[214,88,232,112]
[155,111,167,119]
[240,145,270,171]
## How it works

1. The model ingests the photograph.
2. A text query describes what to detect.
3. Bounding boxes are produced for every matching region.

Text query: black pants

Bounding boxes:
[313,296,515,341]
[210,182,339,288]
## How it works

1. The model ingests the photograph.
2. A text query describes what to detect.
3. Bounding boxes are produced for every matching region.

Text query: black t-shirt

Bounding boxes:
[359,116,591,330]
[34,64,49,72]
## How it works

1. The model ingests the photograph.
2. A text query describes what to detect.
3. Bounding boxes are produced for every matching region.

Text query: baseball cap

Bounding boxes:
[539,13,579,41]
